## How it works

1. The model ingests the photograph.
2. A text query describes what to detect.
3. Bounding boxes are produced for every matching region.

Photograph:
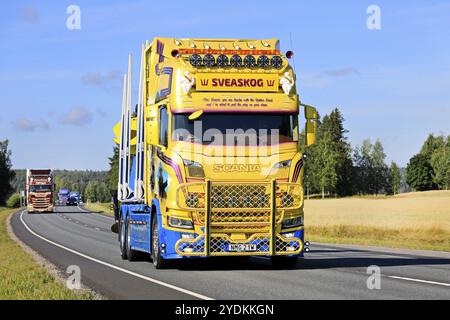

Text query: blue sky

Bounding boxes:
[0,0,449,170]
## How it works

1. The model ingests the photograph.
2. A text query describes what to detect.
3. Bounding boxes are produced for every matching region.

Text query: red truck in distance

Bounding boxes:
[26,169,54,213]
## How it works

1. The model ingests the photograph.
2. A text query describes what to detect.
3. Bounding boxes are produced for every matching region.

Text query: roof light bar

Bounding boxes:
[179,49,281,55]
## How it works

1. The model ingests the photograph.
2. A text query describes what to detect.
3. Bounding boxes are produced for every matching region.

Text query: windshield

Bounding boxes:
[30,185,52,193]
[173,113,297,146]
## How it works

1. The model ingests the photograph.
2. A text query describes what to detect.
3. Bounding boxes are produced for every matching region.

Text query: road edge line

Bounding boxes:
[19,210,213,300]
[7,209,105,300]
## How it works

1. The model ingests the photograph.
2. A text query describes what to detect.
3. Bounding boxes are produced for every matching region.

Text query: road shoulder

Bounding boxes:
[6,209,103,300]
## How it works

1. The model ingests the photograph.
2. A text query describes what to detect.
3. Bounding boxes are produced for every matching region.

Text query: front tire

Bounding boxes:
[119,216,127,260]
[151,215,167,269]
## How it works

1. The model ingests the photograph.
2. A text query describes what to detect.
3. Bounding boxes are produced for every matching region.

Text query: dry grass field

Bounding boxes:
[304,191,450,251]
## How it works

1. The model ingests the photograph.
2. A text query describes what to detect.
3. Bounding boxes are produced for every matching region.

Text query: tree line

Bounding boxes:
[406,134,449,191]
[303,108,448,198]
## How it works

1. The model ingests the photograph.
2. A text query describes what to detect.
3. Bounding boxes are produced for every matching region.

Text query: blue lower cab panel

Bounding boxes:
[165,228,305,260]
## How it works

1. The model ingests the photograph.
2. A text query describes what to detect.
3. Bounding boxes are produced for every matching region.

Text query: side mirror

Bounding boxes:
[302,104,319,146]
[305,119,318,146]
[145,106,159,146]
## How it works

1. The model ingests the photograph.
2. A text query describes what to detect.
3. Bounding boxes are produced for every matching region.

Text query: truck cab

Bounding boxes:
[114,38,318,268]
[27,169,54,213]
[58,188,70,206]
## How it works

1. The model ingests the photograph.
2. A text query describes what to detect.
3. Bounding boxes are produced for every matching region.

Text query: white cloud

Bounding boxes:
[13,118,49,132]
[61,107,93,126]
[81,71,120,87]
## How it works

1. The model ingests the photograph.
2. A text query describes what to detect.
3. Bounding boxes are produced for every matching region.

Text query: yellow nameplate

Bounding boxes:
[196,73,279,92]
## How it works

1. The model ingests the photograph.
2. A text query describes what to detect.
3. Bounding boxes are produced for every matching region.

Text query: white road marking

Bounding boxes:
[388,276,450,287]
[76,206,114,220]
[19,210,213,300]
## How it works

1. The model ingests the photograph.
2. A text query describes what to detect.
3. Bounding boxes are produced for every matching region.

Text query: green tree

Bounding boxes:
[84,181,98,203]
[389,161,401,195]
[372,139,389,195]
[105,146,119,193]
[353,139,373,194]
[420,134,445,159]
[96,182,110,203]
[406,154,435,191]
[314,132,339,199]
[0,140,16,206]
[319,108,354,196]
[430,139,450,190]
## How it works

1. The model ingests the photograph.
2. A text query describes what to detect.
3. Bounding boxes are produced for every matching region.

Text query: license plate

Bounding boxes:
[227,244,257,252]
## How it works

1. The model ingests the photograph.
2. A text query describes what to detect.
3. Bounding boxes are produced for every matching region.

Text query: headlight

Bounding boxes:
[282,216,304,229]
[183,159,205,178]
[168,216,194,230]
[273,160,292,169]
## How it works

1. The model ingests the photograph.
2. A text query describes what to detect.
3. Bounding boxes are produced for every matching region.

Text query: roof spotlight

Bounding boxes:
[286,51,294,59]
[243,55,256,68]
[257,55,270,68]
[189,54,202,67]
[230,54,242,67]
[203,54,215,67]
[271,56,283,69]
[216,54,229,67]
[171,49,180,58]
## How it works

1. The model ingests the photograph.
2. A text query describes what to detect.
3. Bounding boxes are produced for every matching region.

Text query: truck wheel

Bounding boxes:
[151,215,167,269]
[126,215,139,261]
[119,216,127,260]
[271,256,298,269]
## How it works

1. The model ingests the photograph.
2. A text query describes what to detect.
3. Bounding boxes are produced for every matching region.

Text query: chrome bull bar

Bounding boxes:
[175,180,303,256]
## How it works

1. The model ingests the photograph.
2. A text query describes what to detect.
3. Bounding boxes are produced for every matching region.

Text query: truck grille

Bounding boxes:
[177,181,302,232]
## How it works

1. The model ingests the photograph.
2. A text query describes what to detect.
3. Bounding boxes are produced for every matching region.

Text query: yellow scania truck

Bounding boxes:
[112,38,318,268]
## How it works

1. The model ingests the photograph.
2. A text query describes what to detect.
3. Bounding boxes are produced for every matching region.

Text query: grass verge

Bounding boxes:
[84,202,113,217]
[307,225,450,252]
[0,208,92,299]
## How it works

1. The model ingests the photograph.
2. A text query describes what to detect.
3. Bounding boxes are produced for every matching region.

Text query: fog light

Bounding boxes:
[181,233,195,239]
[183,248,194,253]
[286,246,296,252]
[283,232,295,238]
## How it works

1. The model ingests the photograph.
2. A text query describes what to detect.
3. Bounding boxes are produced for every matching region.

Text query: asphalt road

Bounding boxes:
[10,206,450,300]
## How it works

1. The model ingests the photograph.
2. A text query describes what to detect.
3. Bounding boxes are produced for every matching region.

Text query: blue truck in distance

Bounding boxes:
[67,191,81,206]
[58,188,70,206]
